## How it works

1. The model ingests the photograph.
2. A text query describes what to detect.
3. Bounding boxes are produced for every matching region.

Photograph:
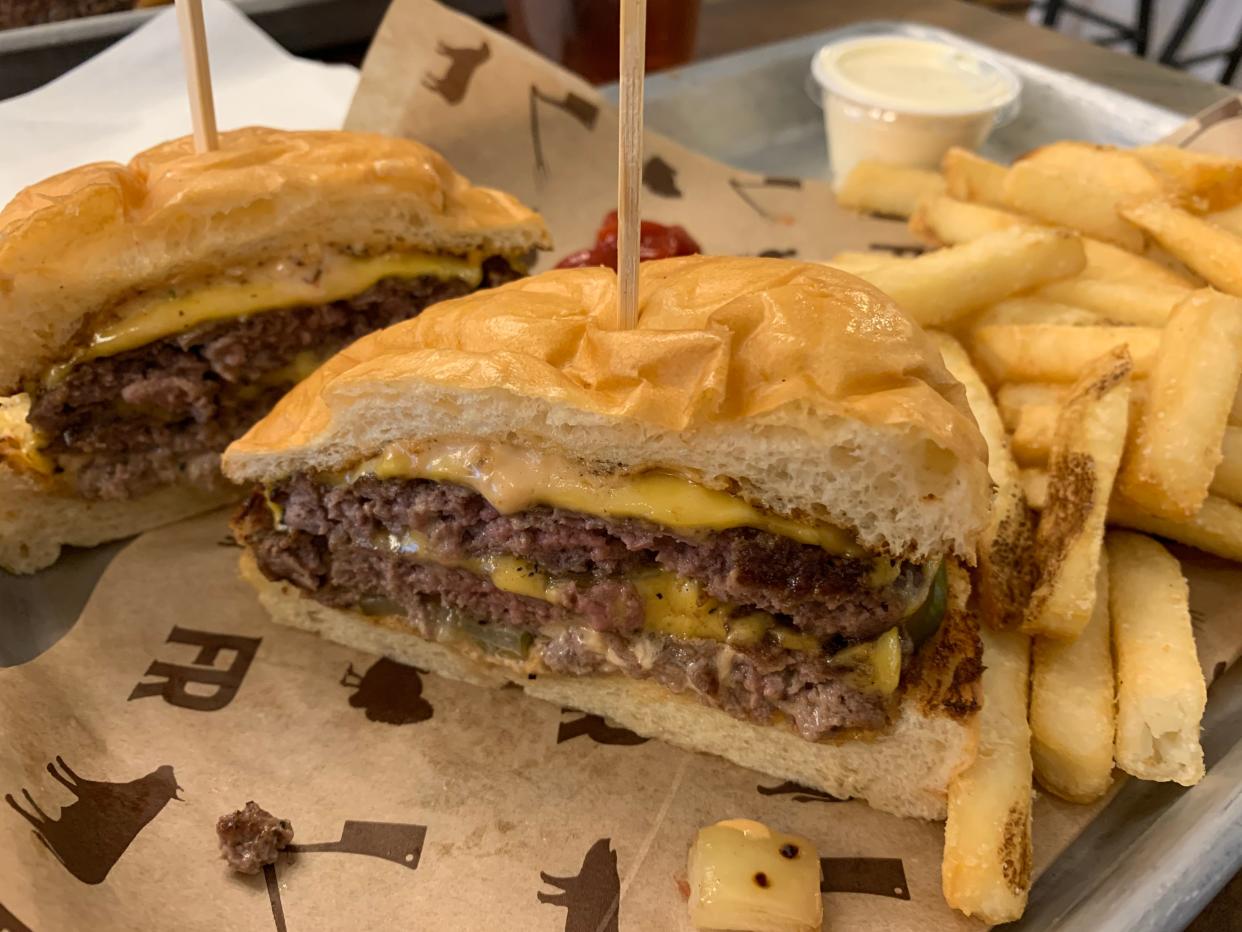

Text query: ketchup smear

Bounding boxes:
[555,210,701,269]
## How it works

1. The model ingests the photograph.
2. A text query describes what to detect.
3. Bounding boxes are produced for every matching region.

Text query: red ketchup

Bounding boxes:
[555,210,701,269]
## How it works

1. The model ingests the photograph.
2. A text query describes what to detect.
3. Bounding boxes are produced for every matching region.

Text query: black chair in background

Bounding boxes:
[1158,0,1242,85]
[1040,0,1154,55]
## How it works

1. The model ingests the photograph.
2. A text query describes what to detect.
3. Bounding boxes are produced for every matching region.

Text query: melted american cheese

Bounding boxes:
[349,440,862,556]
[46,251,483,384]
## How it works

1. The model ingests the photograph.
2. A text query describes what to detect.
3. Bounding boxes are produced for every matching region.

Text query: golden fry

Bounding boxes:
[836,161,945,218]
[1024,349,1132,639]
[970,325,1158,383]
[1121,199,1242,297]
[1119,290,1242,518]
[942,147,1009,207]
[1108,531,1206,786]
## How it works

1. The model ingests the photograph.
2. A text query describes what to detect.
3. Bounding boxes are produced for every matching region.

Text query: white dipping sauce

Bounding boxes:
[811,36,1021,182]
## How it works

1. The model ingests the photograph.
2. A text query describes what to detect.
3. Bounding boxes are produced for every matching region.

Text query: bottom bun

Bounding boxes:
[240,553,981,820]
[0,463,236,574]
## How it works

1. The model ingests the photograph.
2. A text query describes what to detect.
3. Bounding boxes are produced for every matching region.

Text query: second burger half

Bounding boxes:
[223,256,991,819]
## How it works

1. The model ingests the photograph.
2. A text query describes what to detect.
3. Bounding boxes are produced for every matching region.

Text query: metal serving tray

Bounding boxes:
[603,21,1184,177]
[603,24,1238,932]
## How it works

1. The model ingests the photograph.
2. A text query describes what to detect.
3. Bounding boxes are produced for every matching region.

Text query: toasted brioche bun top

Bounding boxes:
[224,256,990,560]
[0,126,551,392]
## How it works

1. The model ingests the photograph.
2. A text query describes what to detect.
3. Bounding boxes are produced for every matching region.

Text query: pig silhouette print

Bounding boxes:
[5,758,181,884]
[340,658,434,724]
[538,837,620,932]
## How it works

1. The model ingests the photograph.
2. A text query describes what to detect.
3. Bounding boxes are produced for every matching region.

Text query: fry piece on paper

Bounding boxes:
[857,228,1085,328]
[943,626,1033,924]
[1030,554,1115,803]
[1107,531,1206,786]
[968,298,1101,330]
[835,161,945,218]
[997,383,1071,428]
[1119,289,1242,519]
[932,332,1035,629]
[1024,348,1132,639]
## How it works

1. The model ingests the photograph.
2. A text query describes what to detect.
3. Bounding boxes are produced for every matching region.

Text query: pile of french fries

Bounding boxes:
[836,142,1237,923]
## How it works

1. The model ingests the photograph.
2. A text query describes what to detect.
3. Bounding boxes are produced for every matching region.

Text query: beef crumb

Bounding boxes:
[216,801,294,874]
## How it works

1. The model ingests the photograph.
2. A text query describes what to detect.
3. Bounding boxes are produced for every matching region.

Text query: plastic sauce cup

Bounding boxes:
[811,35,1021,184]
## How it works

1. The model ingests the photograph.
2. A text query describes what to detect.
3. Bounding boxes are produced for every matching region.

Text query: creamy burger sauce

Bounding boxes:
[343,439,865,556]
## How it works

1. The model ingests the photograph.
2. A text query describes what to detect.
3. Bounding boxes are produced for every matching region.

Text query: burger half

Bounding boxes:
[0,127,550,572]
[223,256,990,818]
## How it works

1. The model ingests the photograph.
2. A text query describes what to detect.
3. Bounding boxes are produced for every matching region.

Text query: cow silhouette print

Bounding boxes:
[5,758,180,884]
[421,40,491,104]
[529,87,601,177]
[642,155,682,197]
[0,902,32,932]
[556,709,647,746]
[538,837,620,932]
[259,820,428,931]
[340,658,434,724]
[756,780,847,803]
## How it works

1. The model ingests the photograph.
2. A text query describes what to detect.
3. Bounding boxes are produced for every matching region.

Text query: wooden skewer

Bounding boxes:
[176,0,218,152]
[616,0,647,330]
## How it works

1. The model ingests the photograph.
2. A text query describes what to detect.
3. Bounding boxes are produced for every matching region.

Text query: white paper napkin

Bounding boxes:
[0,0,360,202]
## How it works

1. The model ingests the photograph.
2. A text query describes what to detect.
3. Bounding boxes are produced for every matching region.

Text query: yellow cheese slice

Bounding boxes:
[47,251,482,383]
[351,440,862,556]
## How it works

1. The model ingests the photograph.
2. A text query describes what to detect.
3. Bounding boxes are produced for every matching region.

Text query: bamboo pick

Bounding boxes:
[176,0,218,152]
[616,0,647,330]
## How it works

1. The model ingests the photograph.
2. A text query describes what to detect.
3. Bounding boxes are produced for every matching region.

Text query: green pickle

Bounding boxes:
[904,563,947,647]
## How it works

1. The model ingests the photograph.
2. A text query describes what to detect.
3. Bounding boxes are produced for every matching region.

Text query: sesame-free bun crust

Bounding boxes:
[225,257,990,561]
[240,552,980,820]
[0,127,551,392]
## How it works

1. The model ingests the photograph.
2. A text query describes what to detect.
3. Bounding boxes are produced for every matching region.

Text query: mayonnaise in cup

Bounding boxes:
[811,35,1021,184]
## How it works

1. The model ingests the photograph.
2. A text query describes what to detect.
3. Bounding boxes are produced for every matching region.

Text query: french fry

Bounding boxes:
[1121,199,1242,296]
[1119,290,1242,518]
[823,250,911,275]
[970,324,1159,383]
[1030,554,1115,803]
[1032,278,1187,327]
[1211,426,1242,503]
[942,626,1033,923]
[1023,471,1242,563]
[910,195,1031,246]
[997,383,1070,428]
[1134,144,1242,211]
[1011,404,1059,466]
[942,147,1009,207]
[968,298,1102,330]
[1207,201,1242,237]
[835,161,945,218]
[1003,144,1163,250]
[857,228,1085,328]
[932,332,1035,629]
[1108,492,1242,563]
[1022,469,1050,510]
[1081,238,1197,288]
[1107,531,1206,786]
[1024,348,1132,639]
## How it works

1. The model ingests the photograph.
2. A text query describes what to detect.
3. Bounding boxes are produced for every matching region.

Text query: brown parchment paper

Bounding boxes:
[3,4,1242,930]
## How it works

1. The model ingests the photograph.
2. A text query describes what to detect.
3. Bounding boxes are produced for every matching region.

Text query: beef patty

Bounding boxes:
[26,257,519,499]
[235,479,932,738]
[269,474,930,640]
